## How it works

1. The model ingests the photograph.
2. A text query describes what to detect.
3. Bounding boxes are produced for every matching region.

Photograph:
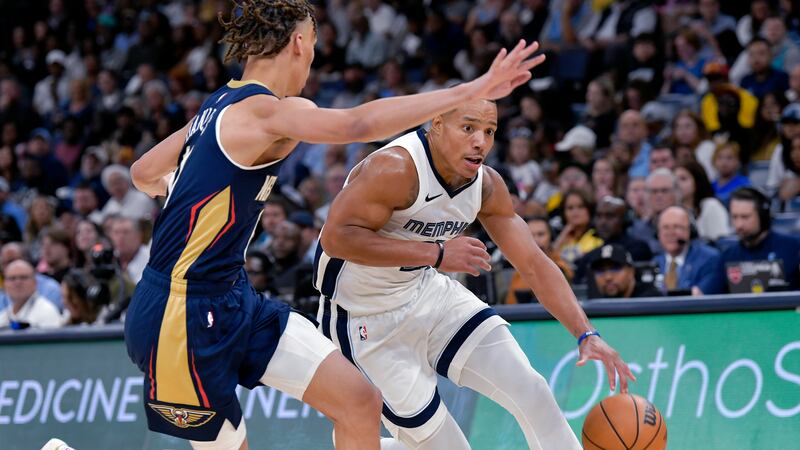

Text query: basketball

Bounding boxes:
[582,394,667,450]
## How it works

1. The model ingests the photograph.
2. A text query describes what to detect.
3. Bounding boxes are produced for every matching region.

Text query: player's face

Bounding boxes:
[435,100,497,180]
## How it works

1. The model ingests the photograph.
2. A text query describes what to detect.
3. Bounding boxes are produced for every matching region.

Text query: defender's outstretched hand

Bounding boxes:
[469,40,546,101]
[577,336,637,393]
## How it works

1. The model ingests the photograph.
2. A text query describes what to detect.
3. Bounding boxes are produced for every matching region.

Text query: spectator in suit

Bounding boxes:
[653,206,725,295]
[722,187,800,289]
[586,244,662,300]
[629,168,681,253]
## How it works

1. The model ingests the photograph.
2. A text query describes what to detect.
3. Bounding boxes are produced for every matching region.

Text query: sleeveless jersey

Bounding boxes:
[147,80,283,282]
[313,129,484,315]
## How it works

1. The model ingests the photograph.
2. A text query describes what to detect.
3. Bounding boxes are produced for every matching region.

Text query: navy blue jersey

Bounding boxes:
[125,80,292,442]
[148,80,283,282]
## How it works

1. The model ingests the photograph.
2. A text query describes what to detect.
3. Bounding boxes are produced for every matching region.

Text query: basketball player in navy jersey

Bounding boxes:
[123,1,545,449]
[318,99,635,449]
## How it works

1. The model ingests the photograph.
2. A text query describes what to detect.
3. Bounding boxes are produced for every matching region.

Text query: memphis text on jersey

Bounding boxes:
[402,219,470,238]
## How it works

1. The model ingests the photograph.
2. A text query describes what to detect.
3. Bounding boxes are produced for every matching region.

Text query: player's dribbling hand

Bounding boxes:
[438,236,491,276]
[577,336,637,393]
[470,39,546,101]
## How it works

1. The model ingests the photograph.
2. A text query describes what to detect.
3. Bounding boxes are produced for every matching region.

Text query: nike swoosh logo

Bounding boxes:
[425,193,443,202]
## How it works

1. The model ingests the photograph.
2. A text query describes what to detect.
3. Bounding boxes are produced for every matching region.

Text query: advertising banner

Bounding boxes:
[1,309,798,449]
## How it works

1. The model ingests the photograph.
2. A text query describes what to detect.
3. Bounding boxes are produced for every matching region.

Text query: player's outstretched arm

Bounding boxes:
[130,121,190,198]
[477,167,636,392]
[321,149,492,275]
[266,40,545,144]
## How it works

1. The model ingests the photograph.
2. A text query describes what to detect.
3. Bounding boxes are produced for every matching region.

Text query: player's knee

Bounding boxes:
[360,383,383,417]
[343,380,382,423]
[516,366,550,397]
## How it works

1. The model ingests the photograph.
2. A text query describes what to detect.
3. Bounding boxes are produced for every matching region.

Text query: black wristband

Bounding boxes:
[432,241,444,269]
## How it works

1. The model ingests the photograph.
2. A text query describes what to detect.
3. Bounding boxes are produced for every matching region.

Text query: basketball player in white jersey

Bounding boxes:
[315,99,635,449]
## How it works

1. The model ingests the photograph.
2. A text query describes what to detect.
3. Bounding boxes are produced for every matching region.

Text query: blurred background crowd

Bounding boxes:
[1,0,800,330]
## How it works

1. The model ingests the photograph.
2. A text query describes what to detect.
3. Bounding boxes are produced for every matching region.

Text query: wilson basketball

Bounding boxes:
[582,394,667,450]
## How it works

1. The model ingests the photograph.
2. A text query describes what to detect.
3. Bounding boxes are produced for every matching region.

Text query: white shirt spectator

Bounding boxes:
[767,143,786,195]
[101,189,155,221]
[0,293,61,329]
[364,2,397,37]
[33,75,70,117]
[695,140,718,181]
[697,197,731,241]
[100,164,155,221]
[508,161,543,201]
[126,243,150,284]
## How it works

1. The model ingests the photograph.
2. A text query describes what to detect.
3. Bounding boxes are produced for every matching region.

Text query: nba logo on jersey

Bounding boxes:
[358,325,368,341]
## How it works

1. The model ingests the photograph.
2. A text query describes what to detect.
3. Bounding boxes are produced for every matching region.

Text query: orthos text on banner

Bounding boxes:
[547,342,800,421]
[468,309,800,450]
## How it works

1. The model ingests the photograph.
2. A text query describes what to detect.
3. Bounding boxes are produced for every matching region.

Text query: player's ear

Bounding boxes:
[430,115,444,134]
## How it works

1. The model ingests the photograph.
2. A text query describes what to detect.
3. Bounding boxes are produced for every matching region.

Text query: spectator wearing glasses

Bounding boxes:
[630,168,681,253]
[586,244,662,299]
[0,259,61,329]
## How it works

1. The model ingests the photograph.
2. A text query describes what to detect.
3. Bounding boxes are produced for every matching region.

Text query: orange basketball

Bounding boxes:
[582,394,667,450]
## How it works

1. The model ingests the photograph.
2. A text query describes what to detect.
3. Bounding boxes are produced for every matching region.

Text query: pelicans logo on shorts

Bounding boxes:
[149,403,216,428]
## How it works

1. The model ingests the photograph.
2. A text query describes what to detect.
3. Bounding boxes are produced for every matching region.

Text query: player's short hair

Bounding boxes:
[219,0,316,64]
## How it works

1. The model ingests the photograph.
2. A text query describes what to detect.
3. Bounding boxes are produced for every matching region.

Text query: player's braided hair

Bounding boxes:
[219,0,316,64]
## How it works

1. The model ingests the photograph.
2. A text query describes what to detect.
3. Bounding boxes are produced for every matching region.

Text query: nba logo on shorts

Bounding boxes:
[358,325,368,341]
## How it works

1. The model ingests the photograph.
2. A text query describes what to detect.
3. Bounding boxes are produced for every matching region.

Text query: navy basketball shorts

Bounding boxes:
[124,267,290,442]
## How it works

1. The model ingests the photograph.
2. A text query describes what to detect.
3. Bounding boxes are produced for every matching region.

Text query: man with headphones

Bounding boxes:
[653,206,726,295]
[722,187,800,289]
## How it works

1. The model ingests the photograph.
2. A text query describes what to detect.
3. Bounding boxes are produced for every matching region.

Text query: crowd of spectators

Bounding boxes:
[1,0,800,330]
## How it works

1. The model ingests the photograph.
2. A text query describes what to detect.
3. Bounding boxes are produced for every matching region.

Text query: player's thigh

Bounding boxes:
[426,276,508,382]
[190,419,247,450]
[320,297,446,441]
[258,311,337,400]
[392,407,470,450]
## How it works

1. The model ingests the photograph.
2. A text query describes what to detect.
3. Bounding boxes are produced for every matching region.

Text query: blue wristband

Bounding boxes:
[577,330,600,346]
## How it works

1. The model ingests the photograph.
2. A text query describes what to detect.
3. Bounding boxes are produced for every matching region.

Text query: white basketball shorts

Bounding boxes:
[317,269,507,437]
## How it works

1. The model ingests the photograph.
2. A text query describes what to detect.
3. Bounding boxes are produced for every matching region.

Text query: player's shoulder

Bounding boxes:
[357,146,416,180]
[480,165,504,199]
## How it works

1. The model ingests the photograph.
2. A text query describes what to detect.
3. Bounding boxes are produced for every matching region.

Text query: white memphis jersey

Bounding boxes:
[313,129,484,315]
